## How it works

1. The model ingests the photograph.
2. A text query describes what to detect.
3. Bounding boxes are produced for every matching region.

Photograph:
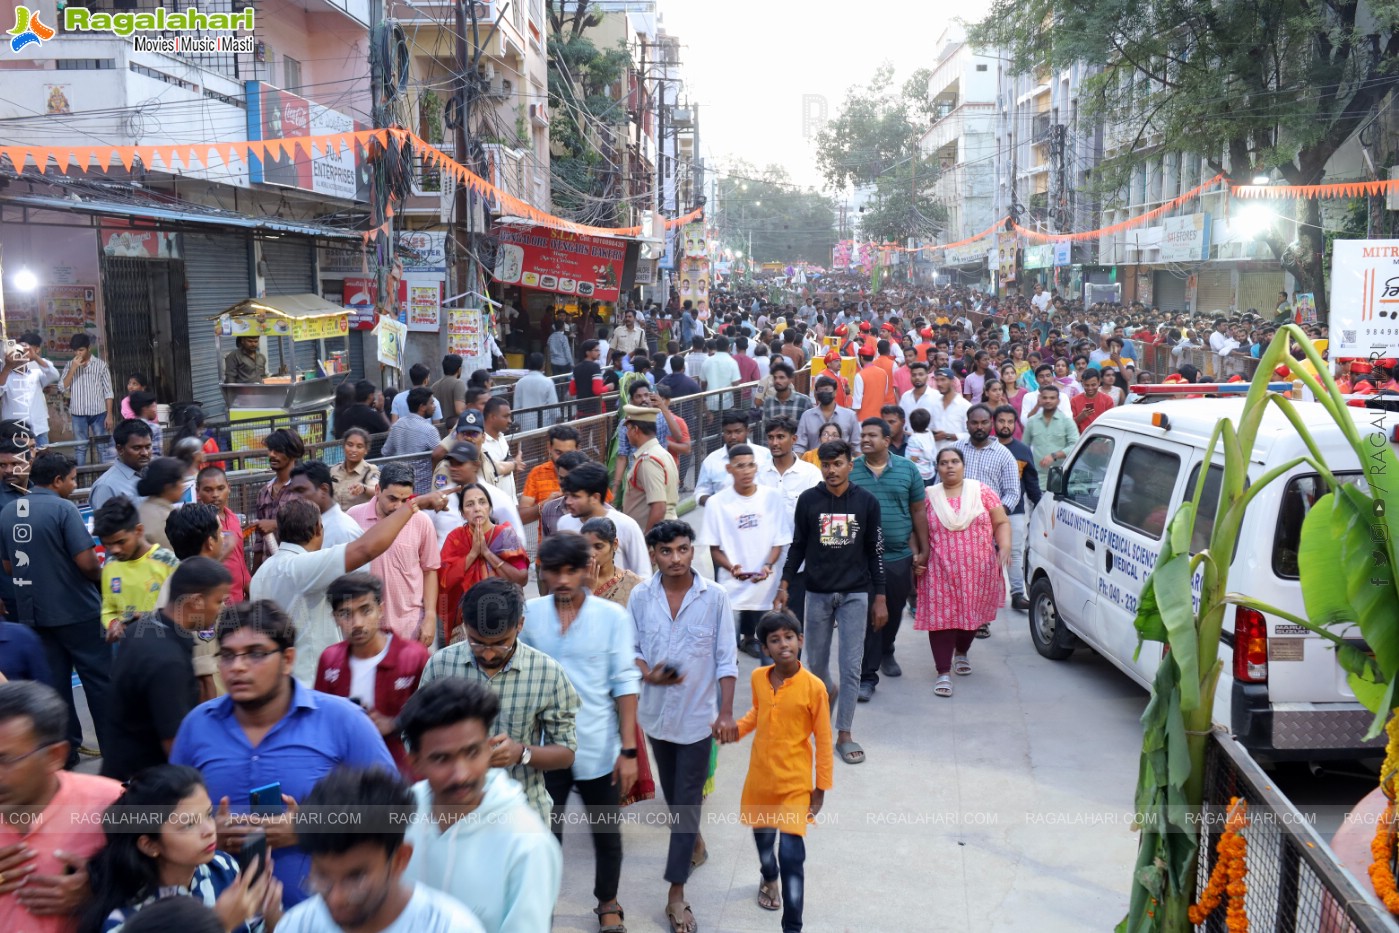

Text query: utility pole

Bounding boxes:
[452,0,471,323]
[370,0,393,323]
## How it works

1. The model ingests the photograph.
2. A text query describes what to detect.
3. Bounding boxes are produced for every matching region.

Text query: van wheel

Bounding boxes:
[1029,578,1075,660]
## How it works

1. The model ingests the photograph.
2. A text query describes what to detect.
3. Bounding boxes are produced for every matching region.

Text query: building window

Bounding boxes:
[283,56,302,92]
[976,64,988,72]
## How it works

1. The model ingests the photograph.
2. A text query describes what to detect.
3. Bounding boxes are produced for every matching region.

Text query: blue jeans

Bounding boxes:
[803,590,867,733]
[72,413,108,465]
[755,829,806,932]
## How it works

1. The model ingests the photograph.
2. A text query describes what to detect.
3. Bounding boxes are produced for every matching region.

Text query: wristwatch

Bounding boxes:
[518,745,533,767]
[619,748,638,759]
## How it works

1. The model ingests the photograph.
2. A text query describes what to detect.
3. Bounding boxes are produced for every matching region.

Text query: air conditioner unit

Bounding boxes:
[477,63,496,82]
[488,77,510,99]
[529,102,549,127]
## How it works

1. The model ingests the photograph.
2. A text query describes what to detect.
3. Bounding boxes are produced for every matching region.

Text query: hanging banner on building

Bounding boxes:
[681,223,708,258]
[445,308,491,373]
[832,241,852,270]
[1331,240,1399,354]
[245,82,369,202]
[1159,213,1211,263]
[1053,240,1072,267]
[406,282,442,332]
[290,314,350,342]
[997,232,1019,282]
[1136,269,1153,306]
[372,315,407,370]
[679,255,710,318]
[100,226,181,259]
[42,286,97,360]
[491,224,626,302]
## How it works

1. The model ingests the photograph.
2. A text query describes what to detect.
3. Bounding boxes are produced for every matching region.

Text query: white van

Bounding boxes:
[1025,398,1397,761]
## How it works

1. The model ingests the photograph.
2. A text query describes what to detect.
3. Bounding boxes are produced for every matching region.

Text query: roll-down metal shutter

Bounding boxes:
[1237,271,1285,317]
[1153,271,1188,313]
[1195,269,1234,314]
[260,238,317,376]
[183,231,252,419]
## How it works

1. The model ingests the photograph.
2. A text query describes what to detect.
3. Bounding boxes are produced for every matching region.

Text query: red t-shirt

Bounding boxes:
[1071,391,1115,429]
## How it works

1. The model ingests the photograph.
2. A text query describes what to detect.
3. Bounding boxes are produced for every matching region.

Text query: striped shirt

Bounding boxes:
[61,355,114,417]
[952,440,1022,512]
[419,641,580,822]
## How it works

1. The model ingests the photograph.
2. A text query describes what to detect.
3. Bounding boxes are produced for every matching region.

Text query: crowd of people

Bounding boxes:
[0,276,1353,933]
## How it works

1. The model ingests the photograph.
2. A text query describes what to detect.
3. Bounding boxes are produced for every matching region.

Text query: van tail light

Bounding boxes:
[1234,608,1269,683]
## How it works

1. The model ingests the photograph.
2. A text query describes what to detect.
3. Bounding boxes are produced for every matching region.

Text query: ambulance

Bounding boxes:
[1024,396,1399,761]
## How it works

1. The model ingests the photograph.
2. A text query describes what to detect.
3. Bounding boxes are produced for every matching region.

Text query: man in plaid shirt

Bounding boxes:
[760,359,812,425]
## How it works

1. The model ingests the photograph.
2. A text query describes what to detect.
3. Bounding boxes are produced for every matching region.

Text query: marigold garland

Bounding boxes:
[1188,796,1249,932]
[1368,717,1399,913]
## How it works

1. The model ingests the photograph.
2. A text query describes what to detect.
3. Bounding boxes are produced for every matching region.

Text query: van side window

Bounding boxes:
[1111,445,1181,539]
[1062,435,1115,511]
[1186,464,1224,554]
[1274,472,1362,578]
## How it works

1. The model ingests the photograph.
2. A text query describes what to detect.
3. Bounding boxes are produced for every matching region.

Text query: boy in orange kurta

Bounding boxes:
[728,611,834,931]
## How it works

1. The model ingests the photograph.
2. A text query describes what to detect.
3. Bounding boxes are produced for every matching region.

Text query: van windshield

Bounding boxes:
[1273,472,1363,578]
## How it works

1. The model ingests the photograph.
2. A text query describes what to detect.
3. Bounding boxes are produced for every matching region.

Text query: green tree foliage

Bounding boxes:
[714,162,837,266]
[814,63,947,243]
[969,0,1399,321]
[545,1,632,226]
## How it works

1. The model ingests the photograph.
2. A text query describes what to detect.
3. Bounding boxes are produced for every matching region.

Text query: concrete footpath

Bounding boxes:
[550,506,1150,933]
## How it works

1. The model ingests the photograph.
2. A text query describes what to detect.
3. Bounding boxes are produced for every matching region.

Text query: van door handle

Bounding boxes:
[1085,540,1096,551]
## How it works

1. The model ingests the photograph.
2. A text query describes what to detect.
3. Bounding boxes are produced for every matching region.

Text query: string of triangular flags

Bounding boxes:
[0,127,705,240]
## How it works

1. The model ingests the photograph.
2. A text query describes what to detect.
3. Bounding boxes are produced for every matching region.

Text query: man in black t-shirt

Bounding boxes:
[572,339,604,416]
[336,379,393,456]
[101,558,232,781]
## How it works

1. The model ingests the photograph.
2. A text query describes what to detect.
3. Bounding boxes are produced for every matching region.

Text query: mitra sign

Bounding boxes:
[1330,239,1399,355]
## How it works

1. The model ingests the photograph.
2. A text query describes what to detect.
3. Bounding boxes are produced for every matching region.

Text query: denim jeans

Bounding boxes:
[72,413,108,466]
[1008,511,1028,596]
[755,829,807,932]
[803,590,867,732]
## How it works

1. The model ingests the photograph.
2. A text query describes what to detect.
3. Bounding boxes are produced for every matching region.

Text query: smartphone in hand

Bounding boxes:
[239,830,268,883]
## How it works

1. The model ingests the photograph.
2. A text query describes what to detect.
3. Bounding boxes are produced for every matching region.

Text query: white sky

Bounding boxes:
[659,0,992,194]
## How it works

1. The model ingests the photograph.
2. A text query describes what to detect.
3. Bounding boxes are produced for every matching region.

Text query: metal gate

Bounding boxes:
[1237,270,1285,318]
[259,237,316,376]
[183,232,251,419]
[1196,269,1235,314]
[1154,270,1188,313]
[100,256,191,408]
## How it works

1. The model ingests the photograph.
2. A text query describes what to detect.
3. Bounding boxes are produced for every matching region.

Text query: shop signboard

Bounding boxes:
[245,81,368,202]
[1330,240,1399,355]
[1053,240,1072,267]
[1023,244,1054,270]
[398,231,447,273]
[491,224,626,302]
[99,226,181,259]
[290,314,350,342]
[1159,213,1211,263]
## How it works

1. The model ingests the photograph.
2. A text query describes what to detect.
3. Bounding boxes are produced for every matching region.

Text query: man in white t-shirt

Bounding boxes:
[276,766,486,933]
[1030,283,1052,317]
[557,461,650,575]
[701,444,792,659]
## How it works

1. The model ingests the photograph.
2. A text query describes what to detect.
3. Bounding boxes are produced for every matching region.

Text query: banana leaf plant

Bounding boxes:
[1119,325,1399,933]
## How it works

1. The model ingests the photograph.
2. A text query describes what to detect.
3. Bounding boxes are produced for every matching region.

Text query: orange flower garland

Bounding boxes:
[1369,716,1399,913]
[1188,796,1250,932]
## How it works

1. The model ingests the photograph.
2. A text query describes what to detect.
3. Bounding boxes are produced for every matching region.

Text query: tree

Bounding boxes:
[969,0,1399,322]
[813,64,947,243]
[714,162,837,267]
[545,1,632,226]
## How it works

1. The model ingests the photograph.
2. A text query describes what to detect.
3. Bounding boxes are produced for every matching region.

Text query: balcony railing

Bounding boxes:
[58,0,256,79]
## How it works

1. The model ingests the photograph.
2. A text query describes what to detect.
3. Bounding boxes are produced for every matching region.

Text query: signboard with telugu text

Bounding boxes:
[491,225,626,302]
[1159,213,1211,263]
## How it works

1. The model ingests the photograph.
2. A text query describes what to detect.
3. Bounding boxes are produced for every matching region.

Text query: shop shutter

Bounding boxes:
[183,231,252,420]
[1195,269,1234,314]
[347,330,366,382]
[1237,271,1285,318]
[1153,271,1188,313]
[259,238,317,376]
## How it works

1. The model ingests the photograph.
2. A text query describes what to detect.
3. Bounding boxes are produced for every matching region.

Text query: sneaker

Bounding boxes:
[738,638,762,659]
[880,657,903,678]
[1011,594,1030,612]
[857,682,875,703]
[975,624,992,639]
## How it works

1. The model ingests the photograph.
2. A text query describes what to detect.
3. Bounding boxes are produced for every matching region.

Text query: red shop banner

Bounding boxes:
[491,224,625,302]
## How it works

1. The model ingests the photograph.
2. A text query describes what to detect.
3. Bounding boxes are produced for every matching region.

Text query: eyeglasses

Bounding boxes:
[216,647,286,666]
[465,636,517,659]
[0,742,56,769]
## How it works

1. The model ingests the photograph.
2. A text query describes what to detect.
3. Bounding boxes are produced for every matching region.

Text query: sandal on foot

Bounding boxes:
[975,623,991,639]
[665,900,697,933]
[594,903,626,933]
[836,740,865,764]
[757,878,782,911]
[953,654,972,676]
[935,674,953,697]
[690,838,708,870]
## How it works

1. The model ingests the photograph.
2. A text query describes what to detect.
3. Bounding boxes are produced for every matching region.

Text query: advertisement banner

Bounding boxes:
[1023,244,1053,270]
[491,225,626,302]
[445,308,491,374]
[1053,240,1072,267]
[681,223,708,259]
[1294,293,1316,324]
[1331,240,1399,355]
[42,286,97,361]
[372,315,407,370]
[341,276,378,329]
[1160,213,1211,263]
[290,314,350,342]
[100,226,181,259]
[679,256,711,318]
[997,232,1019,282]
[406,282,442,332]
[398,231,447,273]
[245,81,368,202]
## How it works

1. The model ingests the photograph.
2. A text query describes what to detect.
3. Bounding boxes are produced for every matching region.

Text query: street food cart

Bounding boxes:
[215,294,350,449]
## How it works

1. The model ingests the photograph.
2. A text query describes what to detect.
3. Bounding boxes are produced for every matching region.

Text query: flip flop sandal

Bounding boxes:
[935,674,953,697]
[953,655,972,676]
[975,623,992,639]
[665,900,697,933]
[594,903,626,933]
[836,740,865,764]
[690,842,708,871]
[757,879,782,911]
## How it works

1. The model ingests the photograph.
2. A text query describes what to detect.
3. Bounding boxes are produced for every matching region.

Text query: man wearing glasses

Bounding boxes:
[170,600,398,908]
[417,578,580,824]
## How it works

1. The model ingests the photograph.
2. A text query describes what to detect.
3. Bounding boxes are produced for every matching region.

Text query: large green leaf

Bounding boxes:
[1135,504,1201,711]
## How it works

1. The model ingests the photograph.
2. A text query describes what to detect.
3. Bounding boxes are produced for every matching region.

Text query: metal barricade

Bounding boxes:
[1195,733,1396,932]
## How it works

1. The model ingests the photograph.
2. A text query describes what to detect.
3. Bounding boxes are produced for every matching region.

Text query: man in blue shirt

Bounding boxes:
[170,599,397,907]
[0,451,108,764]
[0,620,49,683]
[88,418,153,509]
[523,533,640,933]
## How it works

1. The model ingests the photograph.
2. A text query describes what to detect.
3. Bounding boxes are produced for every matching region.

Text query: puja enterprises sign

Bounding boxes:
[63,6,256,54]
